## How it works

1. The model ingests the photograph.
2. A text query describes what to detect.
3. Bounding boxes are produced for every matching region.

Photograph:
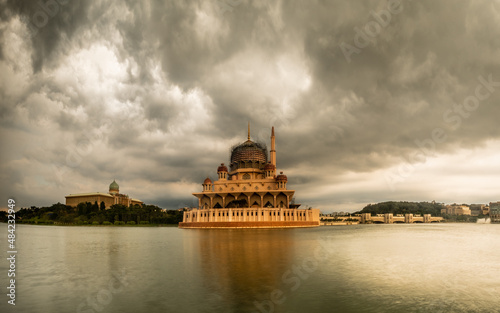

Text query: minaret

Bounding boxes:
[270,126,276,167]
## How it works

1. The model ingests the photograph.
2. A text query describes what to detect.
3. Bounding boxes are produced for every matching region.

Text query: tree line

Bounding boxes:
[0,202,184,225]
[356,201,446,216]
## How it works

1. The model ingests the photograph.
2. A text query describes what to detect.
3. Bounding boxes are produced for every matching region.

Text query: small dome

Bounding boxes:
[276,171,287,182]
[203,177,212,184]
[264,162,276,171]
[109,180,119,191]
[217,163,228,172]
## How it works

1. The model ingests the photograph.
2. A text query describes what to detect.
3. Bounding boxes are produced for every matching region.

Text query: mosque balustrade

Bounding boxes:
[183,207,311,223]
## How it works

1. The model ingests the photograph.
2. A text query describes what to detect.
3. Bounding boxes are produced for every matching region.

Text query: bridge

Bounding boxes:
[321,213,443,225]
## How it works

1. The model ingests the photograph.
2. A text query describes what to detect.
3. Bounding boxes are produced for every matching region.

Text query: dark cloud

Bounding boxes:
[3,0,92,72]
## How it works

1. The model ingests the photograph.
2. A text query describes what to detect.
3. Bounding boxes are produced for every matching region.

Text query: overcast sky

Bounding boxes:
[1,0,500,212]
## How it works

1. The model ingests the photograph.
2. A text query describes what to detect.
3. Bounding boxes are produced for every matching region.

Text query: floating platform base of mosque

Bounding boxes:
[179,221,320,228]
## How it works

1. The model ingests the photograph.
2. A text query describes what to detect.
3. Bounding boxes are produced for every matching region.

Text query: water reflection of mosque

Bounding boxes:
[196,230,297,311]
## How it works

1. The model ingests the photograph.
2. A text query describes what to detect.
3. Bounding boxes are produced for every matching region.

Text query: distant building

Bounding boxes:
[469,204,487,216]
[489,202,500,223]
[65,180,143,209]
[179,125,320,228]
[441,204,471,215]
[327,211,350,216]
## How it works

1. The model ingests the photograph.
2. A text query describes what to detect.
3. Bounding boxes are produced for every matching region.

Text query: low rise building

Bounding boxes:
[470,204,487,216]
[441,204,471,215]
[483,206,490,215]
[489,202,500,223]
[65,180,143,209]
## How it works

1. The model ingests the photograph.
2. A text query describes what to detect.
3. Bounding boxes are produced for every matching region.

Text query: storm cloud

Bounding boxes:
[1,0,500,211]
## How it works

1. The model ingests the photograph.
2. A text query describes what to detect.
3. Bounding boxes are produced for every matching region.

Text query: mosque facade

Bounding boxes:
[179,125,320,228]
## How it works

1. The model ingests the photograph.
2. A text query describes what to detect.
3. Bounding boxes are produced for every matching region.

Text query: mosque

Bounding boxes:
[179,125,320,228]
[65,180,143,209]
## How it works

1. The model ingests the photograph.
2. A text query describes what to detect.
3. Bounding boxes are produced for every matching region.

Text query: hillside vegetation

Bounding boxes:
[356,201,445,216]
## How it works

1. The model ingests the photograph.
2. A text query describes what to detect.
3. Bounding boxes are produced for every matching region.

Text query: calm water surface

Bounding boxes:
[1,223,500,313]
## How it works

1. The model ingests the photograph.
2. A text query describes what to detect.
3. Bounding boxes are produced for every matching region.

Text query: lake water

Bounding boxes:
[1,223,500,313]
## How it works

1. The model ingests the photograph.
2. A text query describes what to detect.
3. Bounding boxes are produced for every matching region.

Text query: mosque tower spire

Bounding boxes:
[248,122,251,140]
[270,126,276,167]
